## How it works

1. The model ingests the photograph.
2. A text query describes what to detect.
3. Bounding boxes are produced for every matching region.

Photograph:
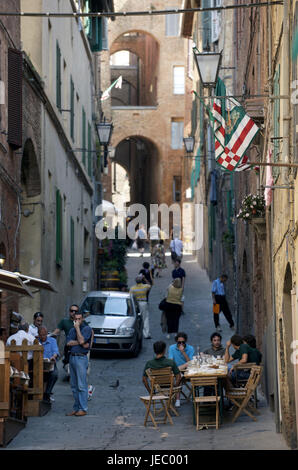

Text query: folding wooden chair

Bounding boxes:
[180,374,192,402]
[145,367,182,417]
[226,365,263,423]
[140,370,175,428]
[190,377,220,430]
[233,362,260,408]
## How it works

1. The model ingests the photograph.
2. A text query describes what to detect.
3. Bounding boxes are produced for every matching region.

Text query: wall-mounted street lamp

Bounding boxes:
[193,47,222,89]
[96,119,114,168]
[183,136,195,156]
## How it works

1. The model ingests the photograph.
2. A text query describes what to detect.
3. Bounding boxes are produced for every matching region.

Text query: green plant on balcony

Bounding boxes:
[236,193,265,220]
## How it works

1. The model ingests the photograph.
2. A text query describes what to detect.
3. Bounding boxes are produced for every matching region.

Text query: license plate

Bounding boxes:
[94,337,109,344]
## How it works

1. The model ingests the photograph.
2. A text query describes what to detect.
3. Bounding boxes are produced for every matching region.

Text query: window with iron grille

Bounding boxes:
[8,48,22,149]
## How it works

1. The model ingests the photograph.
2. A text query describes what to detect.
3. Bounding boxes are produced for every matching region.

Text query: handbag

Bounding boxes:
[213,303,220,314]
[158,298,167,311]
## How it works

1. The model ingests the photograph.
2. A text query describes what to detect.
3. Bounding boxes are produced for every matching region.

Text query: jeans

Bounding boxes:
[44,364,58,396]
[69,355,88,412]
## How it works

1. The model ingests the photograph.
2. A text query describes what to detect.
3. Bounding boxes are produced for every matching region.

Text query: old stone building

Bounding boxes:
[100,0,193,239]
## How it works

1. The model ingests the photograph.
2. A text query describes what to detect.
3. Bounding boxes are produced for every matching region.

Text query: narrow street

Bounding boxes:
[5,252,288,451]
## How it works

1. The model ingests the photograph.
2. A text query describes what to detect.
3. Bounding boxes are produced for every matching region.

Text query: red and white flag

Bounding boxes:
[212,78,259,172]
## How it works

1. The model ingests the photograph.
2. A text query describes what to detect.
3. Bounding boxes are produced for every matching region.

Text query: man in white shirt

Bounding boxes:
[6,323,36,359]
[170,237,183,262]
[29,311,44,338]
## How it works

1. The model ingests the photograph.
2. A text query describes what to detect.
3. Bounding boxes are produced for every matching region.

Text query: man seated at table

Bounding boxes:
[6,323,36,356]
[168,332,194,408]
[203,332,225,357]
[142,341,181,394]
[38,326,59,403]
[224,334,262,387]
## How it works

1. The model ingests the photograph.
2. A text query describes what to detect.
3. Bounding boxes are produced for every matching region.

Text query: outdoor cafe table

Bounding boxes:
[184,363,228,424]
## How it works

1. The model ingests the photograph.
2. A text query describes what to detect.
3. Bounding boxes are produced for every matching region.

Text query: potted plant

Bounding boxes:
[236,193,265,220]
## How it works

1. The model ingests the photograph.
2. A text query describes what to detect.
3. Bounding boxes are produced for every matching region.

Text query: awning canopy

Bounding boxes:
[0,269,57,297]
[0,270,34,297]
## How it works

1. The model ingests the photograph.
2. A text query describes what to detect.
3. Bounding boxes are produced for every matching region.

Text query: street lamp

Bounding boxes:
[193,47,222,88]
[183,136,195,156]
[96,119,114,168]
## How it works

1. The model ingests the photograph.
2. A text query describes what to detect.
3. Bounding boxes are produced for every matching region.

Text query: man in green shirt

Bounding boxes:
[52,304,80,372]
[224,334,262,386]
[142,341,181,393]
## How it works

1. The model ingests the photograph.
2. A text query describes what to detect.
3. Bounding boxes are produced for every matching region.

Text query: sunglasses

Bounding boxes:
[177,341,186,345]
[70,309,79,313]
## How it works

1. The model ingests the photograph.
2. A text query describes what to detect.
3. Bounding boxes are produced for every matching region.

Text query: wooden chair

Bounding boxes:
[140,369,176,428]
[190,377,220,430]
[146,367,182,417]
[226,365,263,423]
[233,362,260,408]
[180,374,192,402]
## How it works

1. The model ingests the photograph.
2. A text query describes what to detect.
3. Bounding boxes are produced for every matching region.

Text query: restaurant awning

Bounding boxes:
[0,270,34,298]
[15,273,58,293]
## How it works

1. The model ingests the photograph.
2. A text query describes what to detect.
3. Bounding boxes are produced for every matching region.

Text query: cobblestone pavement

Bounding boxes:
[4,252,289,450]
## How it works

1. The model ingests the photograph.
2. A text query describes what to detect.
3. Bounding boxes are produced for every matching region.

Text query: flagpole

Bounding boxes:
[248,161,298,168]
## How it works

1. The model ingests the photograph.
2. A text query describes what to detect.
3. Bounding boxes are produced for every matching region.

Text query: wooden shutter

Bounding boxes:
[82,107,86,167]
[8,48,22,149]
[70,217,74,283]
[70,77,74,141]
[88,122,92,177]
[56,41,61,110]
[56,189,63,266]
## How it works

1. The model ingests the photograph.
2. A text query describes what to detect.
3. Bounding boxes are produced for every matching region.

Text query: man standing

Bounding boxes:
[172,259,186,291]
[66,312,92,416]
[148,222,160,253]
[142,341,181,393]
[29,312,44,338]
[52,304,80,373]
[170,236,183,263]
[211,274,235,332]
[130,274,152,339]
[38,326,59,402]
[204,332,226,357]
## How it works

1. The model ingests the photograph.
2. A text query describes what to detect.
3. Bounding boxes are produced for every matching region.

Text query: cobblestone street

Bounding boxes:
[3,252,289,451]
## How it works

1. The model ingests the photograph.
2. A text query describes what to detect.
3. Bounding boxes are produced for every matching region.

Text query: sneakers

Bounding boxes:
[88,385,95,400]
[50,394,55,402]
[166,334,170,339]
[175,399,181,408]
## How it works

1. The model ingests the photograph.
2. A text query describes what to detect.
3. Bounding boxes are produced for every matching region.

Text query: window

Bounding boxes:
[173,176,182,202]
[80,296,133,317]
[56,189,63,266]
[70,77,74,141]
[171,119,184,149]
[56,41,62,110]
[70,217,74,283]
[173,67,185,94]
[165,12,180,36]
[82,107,86,167]
[88,122,92,177]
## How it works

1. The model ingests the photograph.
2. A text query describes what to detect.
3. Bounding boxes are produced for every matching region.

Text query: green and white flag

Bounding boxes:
[101,76,122,101]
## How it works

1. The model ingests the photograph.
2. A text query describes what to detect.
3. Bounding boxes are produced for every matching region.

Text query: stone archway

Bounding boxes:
[19,138,42,321]
[279,263,297,448]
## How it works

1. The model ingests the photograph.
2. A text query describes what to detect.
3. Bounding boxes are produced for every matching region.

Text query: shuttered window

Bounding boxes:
[88,122,92,177]
[173,67,185,94]
[70,217,74,283]
[56,189,63,266]
[8,48,22,149]
[56,41,62,110]
[82,107,86,167]
[70,76,74,141]
[165,13,180,36]
[202,0,212,51]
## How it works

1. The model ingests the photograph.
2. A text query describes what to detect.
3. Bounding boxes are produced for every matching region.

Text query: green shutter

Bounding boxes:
[273,65,280,179]
[56,189,63,266]
[56,41,61,110]
[82,107,86,167]
[70,217,74,283]
[70,77,74,141]
[202,0,211,51]
[88,122,92,177]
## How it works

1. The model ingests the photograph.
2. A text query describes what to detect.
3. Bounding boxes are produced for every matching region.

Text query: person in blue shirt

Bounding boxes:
[211,274,235,332]
[168,332,194,408]
[38,326,60,403]
[172,259,186,290]
[66,312,92,417]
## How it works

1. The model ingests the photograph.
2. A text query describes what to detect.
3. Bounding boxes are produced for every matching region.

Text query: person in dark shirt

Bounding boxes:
[171,259,186,290]
[142,341,181,393]
[139,262,154,300]
[52,304,80,372]
[224,335,262,386]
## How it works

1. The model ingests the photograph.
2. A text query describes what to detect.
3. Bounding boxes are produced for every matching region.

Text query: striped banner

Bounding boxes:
[212,78,259,172]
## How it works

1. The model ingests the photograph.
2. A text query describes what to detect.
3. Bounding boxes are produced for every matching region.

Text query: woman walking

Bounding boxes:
[152,240,167,277]
[163,278,183,339]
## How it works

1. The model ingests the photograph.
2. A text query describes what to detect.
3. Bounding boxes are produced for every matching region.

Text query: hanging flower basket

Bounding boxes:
[236,193,265,221]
